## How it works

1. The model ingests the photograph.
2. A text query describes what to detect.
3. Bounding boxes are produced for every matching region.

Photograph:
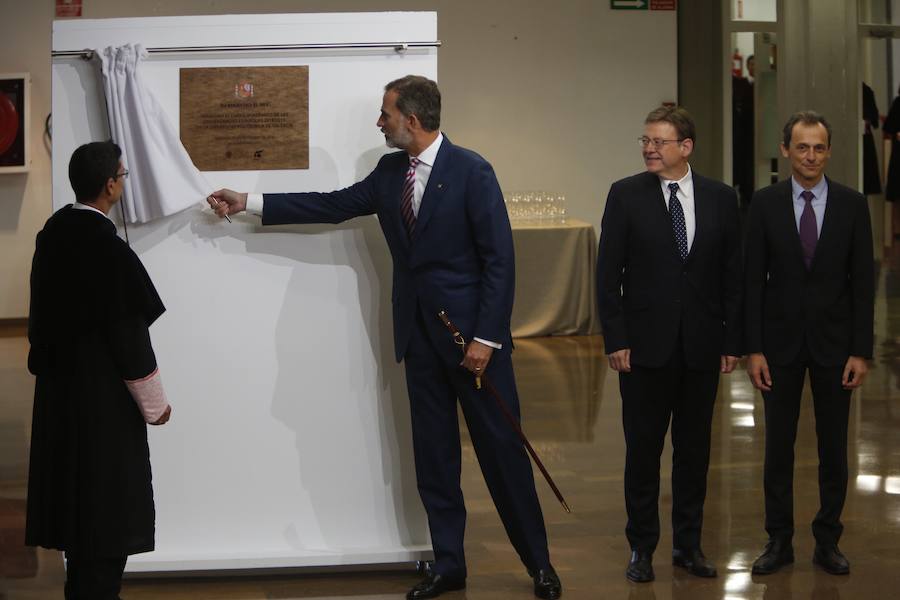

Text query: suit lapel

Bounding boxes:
[775,180,807,268]
[650,171,689,262]
[810,177,840,271]
[687,174,711,263]
[412,137,451,242]
[387,156,411,252]
[648,172,669,217]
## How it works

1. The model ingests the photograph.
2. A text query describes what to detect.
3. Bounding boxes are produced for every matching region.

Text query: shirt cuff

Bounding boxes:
[125,368,170,423]
[246,193,264,215]
[474,337,502,350]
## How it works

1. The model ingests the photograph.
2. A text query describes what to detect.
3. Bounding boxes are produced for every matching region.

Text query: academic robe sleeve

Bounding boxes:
[106,234,169,423]
[106,312,169,423]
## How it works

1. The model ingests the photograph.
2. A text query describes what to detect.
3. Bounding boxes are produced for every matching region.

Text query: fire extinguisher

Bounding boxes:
[732,48,743,78]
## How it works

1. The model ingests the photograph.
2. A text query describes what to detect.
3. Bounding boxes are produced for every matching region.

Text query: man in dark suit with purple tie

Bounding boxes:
[596,106,743,583]
[745,111,875,576]
[207,75,560,600]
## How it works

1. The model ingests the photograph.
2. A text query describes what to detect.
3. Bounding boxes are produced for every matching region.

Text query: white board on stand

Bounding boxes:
[51,12,436,573]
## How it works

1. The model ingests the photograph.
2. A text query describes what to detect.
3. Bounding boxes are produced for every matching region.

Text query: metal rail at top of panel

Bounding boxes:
[51,41,442,60]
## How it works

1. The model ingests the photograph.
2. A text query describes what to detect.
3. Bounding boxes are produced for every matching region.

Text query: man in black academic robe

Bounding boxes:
[25,141,172,600]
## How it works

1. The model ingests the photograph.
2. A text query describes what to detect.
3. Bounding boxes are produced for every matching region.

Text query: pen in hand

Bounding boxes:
[210,196,232,223]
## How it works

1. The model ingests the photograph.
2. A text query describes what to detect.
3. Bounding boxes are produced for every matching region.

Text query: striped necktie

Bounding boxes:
[401,157,419,237]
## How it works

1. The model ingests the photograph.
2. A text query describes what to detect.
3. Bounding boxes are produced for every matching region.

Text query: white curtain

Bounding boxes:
[97,44,211,224]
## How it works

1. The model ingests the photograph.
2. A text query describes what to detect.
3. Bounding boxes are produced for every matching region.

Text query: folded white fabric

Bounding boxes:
[125,368,170,423]
[97,44,213,223]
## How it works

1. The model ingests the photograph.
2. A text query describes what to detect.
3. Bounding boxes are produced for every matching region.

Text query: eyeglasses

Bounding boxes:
[112,170,129,180]
[637,137,684,149]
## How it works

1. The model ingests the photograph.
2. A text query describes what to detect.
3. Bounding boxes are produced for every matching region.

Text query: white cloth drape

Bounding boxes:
[97,44,212,224]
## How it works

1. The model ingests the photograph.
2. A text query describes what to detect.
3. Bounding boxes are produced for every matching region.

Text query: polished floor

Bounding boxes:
[2,249,900,600]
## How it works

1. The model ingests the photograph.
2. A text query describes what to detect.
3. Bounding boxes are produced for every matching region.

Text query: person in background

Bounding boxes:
[881,85,900,237]
[862,82,881,196]
[733,55,755,210]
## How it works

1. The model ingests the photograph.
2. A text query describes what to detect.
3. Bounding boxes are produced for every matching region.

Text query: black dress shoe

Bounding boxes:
[531,566,562,599]
[751,538,794,575]
[813,544,850,575]
[626,550,654,583]
[672,547,717,577]
[406,573,466,599]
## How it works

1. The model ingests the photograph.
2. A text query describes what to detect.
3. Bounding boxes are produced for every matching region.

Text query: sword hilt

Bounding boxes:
[438,310,479,386]
[436,309,571,513]
[437,310,466,348]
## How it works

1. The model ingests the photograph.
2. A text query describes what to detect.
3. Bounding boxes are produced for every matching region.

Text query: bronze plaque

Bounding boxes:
[180,66,309,171]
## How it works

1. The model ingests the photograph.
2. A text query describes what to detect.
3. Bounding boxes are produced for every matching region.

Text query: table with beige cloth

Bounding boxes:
[510,218,600,338]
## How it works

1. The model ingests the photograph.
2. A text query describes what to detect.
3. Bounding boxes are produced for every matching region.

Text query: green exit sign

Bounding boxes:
[612,0,647,8]
[611,0,677,10]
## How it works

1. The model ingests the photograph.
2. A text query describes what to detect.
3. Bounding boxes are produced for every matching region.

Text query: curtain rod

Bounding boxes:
[51,41,441,59]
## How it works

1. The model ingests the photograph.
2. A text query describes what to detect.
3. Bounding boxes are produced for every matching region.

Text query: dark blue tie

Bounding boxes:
[668,182,688,260]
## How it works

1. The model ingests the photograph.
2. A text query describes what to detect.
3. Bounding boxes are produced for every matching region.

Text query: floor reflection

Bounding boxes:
[513,335,605,442]
[1,250,899,599]
[0,498,36,580]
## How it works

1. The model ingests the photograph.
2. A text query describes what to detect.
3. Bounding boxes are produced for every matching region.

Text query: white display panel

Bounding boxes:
[52,12,436,572]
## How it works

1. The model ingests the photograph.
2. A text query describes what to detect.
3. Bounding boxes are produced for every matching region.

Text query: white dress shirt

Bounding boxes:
[790,175,828,238]
[659,165,696,252]
[72,201,113,221]
[409,133,443,216]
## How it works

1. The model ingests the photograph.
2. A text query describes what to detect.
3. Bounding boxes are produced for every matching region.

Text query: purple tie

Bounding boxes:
[400,157,419,237]
[799,190,817,269]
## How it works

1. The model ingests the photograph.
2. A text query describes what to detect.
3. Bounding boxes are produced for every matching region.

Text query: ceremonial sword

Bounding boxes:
[437,310,571,514]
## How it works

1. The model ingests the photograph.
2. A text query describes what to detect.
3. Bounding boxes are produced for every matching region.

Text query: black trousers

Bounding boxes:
[64,553,127,600]
[619,344,720,553]
[762,350,851,546]
[404,313,550,578]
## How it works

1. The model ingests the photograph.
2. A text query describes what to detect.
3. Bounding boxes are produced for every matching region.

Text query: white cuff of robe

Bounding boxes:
[246,193,264,215]
[473,337,502,349]
[125,368,170,423]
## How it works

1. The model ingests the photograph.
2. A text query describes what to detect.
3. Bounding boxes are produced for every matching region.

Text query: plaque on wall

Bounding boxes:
[180,66,309,171]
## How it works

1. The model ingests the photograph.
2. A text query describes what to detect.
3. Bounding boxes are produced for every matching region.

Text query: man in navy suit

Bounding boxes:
[596,106,743,583]
[745,111,874,576]
[208,75,560,600]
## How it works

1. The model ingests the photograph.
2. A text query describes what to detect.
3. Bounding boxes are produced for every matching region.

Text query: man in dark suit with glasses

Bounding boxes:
[597,106,742,583]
